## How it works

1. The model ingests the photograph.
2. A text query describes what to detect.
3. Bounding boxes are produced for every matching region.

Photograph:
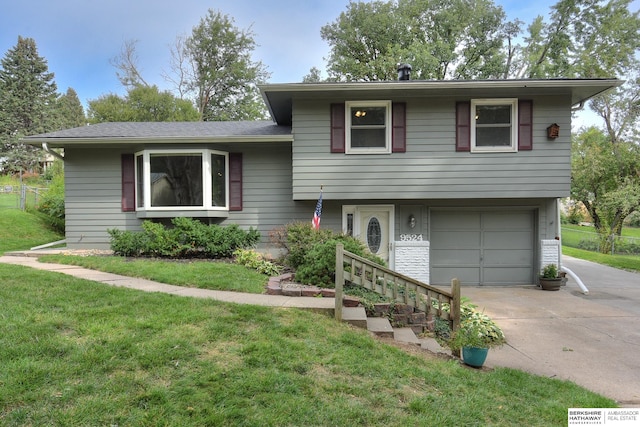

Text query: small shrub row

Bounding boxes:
[108,217,260,258]
[270,222,385,288]
[233,249,282,276]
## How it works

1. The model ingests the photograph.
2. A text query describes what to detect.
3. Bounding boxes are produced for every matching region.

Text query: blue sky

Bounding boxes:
[1,0,636,124]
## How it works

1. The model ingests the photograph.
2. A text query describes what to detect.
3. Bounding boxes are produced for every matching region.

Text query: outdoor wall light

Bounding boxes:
[408,214,416,229]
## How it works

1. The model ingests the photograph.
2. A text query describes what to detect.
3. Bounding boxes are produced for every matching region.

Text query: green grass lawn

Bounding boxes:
[0,206,63,253]
[0,264,614,426]
[0,206,623,425]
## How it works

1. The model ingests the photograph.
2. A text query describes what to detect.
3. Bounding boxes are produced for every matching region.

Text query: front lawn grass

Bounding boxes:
[562,246,640,272]
[39,254,268,293]
[0,207,63,254]
[0,263,615,426]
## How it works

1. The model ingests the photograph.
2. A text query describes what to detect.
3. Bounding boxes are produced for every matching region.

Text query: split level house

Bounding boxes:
[24,76,622,286]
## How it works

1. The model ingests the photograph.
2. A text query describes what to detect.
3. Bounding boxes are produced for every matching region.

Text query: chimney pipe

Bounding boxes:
[397,63,412,81]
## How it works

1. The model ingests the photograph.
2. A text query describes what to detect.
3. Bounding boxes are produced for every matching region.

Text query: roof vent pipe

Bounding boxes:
[397,63,412,81]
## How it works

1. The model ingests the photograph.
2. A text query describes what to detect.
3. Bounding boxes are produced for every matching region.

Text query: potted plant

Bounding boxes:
[539,263,563,291]
[446,303,506,368]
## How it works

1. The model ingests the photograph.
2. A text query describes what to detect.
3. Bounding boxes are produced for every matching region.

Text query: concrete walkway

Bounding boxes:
[1,252,639,405]
[0,254,334,312]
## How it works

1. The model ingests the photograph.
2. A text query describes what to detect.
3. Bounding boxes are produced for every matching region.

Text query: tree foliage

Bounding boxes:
[571,127,640,252]
[164,9,270,121]
[0,36,58,173]
[88,85,199,123]
[56,87,86,129]
[319,0,640,81]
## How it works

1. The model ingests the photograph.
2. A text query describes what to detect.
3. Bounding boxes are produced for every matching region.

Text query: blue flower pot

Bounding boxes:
[462,346,489,368]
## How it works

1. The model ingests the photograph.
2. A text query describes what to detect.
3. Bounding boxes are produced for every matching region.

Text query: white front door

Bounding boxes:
[344,205,395,267]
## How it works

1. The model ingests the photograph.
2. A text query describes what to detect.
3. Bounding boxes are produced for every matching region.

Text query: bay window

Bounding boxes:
[135,149,229,212]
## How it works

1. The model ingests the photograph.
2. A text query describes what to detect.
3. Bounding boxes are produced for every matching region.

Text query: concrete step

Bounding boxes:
[393,327,420,345]
[418,337,452,356]
[366,317,394,338]
[341,306,367,329]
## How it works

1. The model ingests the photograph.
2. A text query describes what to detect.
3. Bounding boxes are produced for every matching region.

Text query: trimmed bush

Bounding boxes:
[273,222,385,288]
[108,218,260,258]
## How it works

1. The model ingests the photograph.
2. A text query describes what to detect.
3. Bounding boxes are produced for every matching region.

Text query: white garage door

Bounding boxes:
[430,210,535,286]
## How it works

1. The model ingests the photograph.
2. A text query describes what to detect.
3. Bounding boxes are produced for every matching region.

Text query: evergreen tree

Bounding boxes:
[0,36,58,173]
[56,87,86,129]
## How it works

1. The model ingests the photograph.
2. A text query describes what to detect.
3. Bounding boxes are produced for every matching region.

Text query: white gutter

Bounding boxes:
[43,142,65,160]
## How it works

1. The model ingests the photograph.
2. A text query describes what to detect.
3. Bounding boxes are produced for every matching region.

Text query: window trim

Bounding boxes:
[470,98,518,153]
[345,100,392,154]
[135,148,229,212]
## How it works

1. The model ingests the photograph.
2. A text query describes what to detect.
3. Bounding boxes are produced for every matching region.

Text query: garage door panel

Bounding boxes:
[430,231,480,249]
[483,211,532,229]
[430,249,481,266]
[483,267,533,285]
[483,249,533,265]
[484,231,532,249]
[432,211,480,229]
[433,267,480,285]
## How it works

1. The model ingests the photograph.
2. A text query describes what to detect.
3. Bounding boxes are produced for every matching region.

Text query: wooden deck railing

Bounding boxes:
[335,243,460,335]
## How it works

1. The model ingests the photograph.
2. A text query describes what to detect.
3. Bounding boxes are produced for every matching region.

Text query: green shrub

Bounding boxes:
[270,221,334,268]
[233,249,281,276]
[294,234,386,288]
[108,218,260,259]
[36,161,65,233]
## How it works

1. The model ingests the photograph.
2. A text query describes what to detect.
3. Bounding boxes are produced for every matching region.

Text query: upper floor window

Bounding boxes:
[346,100,392,154]
[135,149,228,211]
[471,99,518,153]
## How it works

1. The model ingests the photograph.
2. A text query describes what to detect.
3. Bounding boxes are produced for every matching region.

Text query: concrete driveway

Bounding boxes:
[461,256,640,406]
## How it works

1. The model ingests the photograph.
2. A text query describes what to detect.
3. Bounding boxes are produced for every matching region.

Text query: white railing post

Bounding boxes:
[335,243,344,321]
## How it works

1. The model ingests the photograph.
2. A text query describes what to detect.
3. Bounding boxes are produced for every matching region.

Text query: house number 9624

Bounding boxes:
[400,234,423,241]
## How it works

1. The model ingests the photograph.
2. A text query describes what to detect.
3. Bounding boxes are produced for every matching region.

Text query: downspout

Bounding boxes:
[43,142,64,161]
[557,199,590,294]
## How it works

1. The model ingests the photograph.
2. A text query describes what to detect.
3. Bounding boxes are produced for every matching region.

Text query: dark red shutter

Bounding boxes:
[392,102,406,153]
[330,103,346,153]
[518,100,533,150]
[121,153,135,212]
[456,101,471,152]
[229,153,243,211]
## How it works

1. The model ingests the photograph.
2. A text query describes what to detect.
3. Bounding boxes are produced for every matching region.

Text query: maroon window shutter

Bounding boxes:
[121,153,135,212]
[229,153,243,211]
[456,101,471,152]
[518,100,533,150]
[330,103,346,153]
[392,102,406,153]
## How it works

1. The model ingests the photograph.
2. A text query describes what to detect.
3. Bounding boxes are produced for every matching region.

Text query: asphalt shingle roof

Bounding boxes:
[26,121,291,139]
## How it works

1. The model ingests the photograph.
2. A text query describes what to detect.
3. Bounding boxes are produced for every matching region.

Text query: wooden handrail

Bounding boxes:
[335,243,460,335]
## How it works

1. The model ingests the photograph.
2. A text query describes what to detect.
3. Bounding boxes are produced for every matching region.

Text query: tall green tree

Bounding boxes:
[56,87,86,129]
[166,9,270,121]
[319,0,640,81]
[0,36,58,173]
[87,85,199,123]
[320,0,508,81]
[514,0,640,78]
[571,127,640,253]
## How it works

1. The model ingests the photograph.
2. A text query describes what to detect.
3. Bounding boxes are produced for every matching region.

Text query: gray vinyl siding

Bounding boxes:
[292,95,571,200]
[63,143,314,250]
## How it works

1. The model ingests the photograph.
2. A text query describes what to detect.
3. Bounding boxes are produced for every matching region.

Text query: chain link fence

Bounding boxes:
[562,226,640,255]
[0,184,47,211]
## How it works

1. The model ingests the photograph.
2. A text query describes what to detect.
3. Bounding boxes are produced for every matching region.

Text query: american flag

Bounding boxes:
[312,191,322,230]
